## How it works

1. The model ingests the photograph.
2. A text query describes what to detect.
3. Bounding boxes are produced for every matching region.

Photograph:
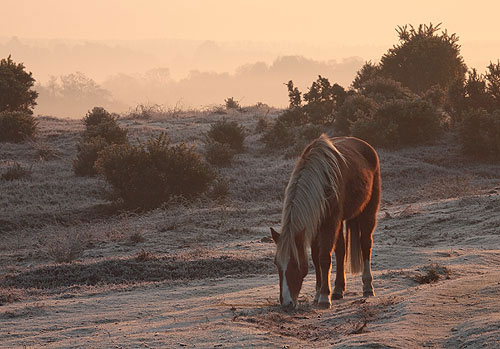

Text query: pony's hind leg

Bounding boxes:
[359,176,380,297]
[360,221,375,297]
[332,222,346,300]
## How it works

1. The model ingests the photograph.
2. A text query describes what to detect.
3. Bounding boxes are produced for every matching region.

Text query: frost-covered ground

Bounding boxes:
[1,110,499,347]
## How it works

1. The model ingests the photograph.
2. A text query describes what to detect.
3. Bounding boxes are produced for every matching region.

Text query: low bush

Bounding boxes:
[459,108,500,161]
[0,111,38,143]
[73,107,128,176]
[73,136,109,176]
[358,77,414,102]
[206,118,245,152]
[277,108,307,126]
[81,107,127,144]
[255,116,269,133]
[95,133,216,209]
[205,141,235,167]
[82,107,116,127]
[225,97,241,110]
[335,94,378,135]
[260,119,296,150]
[351,98,442,148]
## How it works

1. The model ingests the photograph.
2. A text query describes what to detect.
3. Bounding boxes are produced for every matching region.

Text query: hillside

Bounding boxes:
[1,111,499,347]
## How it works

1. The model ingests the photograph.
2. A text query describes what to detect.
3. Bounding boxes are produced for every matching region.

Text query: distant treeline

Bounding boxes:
[33,55,363,117]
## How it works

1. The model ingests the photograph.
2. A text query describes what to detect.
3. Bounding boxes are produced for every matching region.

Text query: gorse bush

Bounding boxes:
[82,106,116,127]
[284,76,346,125]
[335,94,378,135]
[379,23,466,94]
[0,55,38,114]
[73,137,109,176]
[459,109,500,161]
[0,110,38,143]
[449,62,500,118]
[206,118,245,152]
[260,119,296,150]
[351,98,442,148]
[81,107,127,144]
[302,76,347,124]
[225,97,241,110]
[205,141,235,167]
[255,116,269,133]
[358,77,414,102]
[73,107,127,176]
[95,133,216,209]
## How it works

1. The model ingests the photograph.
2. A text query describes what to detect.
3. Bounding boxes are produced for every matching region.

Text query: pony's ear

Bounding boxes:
[270,227,280,244]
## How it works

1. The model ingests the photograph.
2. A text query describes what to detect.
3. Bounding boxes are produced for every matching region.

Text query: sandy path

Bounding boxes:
[2,251,499,348]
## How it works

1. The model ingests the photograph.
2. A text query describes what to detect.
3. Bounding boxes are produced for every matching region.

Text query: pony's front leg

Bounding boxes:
[311,241,321,304]
[317,222,340,309]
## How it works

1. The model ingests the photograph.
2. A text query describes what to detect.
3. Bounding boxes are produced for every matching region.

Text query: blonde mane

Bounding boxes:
[276,134,345,264]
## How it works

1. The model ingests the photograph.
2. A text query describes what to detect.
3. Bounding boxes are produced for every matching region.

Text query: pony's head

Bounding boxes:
[270,227,308,309]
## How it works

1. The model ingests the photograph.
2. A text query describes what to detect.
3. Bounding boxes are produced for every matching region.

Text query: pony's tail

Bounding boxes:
[346,218,363,274]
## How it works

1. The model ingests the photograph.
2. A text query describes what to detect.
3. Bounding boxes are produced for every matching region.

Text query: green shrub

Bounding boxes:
[225,97,241,110]
[205,141,235,167]
[423,85,446,107]
[255,116,269,133]
[459,109,500,161]
[351,98,442,148]
[73,137,109,176]
[260,119,296,150]
[82,107,115,127]
[335,95,378,135]
[285,124,326,158]
[81,107,127,144]
[359,77,414,102]
[74,107,128,176]
[283,77,346,126]
[206,118,245,152]
[302,76,347,125]
[95,133,216,209]
[82,120,128,144]
[0,55,38,114]
[277,108,307,126]
[0,110,38,143]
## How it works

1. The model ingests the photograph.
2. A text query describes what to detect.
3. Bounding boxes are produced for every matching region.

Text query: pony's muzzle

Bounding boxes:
[281,300,296,311]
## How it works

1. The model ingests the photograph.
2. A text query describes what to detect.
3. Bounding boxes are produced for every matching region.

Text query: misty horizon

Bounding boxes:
[1,36,374,117]
[3,35,500,118]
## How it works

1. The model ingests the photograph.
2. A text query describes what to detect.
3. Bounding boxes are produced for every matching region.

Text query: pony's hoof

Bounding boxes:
[317,302,331,309]
[331,293,344,300]
[363,290,375,297]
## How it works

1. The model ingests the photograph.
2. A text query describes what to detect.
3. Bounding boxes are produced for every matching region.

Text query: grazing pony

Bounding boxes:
[270,134,381,309]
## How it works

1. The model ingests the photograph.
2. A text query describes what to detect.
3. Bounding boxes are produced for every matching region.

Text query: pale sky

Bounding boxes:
[2,0,500,45]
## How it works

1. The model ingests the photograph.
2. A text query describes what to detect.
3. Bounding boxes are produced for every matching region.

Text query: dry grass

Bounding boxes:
[414,263,451,284]
[2,254,274,290]
[1,161,32,181]
[29,138,59,161]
